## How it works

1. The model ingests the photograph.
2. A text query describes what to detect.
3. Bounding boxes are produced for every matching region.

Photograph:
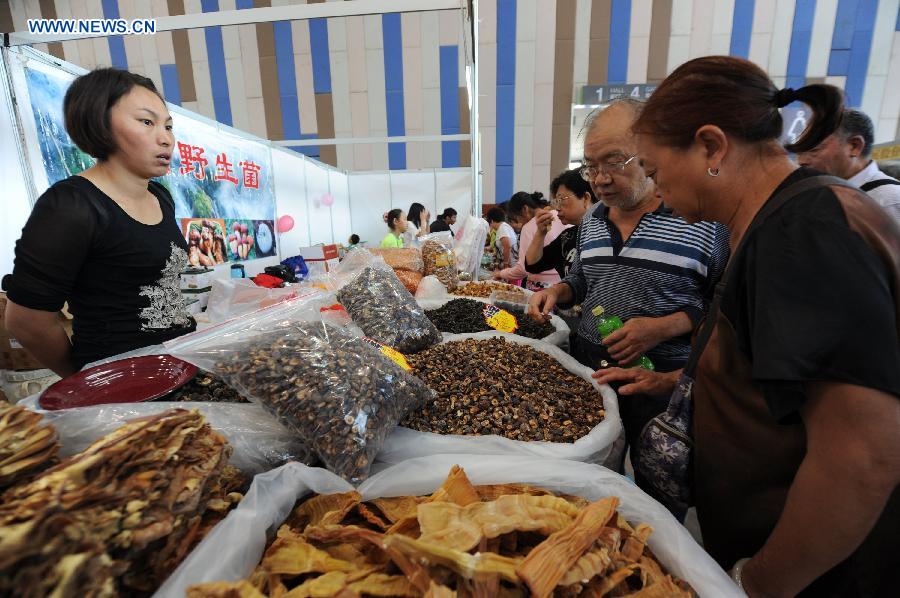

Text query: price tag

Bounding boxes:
[363,338,412,371]
[483,304,519,333]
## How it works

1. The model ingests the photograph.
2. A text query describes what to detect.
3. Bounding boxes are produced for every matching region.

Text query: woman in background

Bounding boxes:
[4,68,195,377]
[494,191,570,290]
[402,202,430,247]
[486,207,519,274]
[380,209,408,248]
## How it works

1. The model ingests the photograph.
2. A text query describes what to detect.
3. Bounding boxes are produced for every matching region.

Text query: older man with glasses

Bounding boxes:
[528,99,730,511]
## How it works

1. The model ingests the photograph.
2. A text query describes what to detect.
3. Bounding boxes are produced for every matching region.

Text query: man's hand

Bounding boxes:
[602,317,667,365]
[492,270,504,280]
[592,367,681,396]
[534,208,554,236]
[528,286,559,321]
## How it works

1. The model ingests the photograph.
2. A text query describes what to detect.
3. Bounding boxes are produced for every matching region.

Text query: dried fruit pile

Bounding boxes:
[422,237,459,291]
[425,298,556,339]
[401,337,604,442]
[0,401,59,490]
[452,280,526,298]
[215,323,433,482]
[161,371,248,403]
[187,466,691,597]
[0,409,244,597]
[337,266,441,354]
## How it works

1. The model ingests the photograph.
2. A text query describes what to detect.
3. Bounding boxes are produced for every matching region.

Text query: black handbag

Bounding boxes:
[634,175,852,515]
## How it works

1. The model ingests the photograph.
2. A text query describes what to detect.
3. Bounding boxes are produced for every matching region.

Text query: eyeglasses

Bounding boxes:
[550,194,578,208]
[580,155,638,182]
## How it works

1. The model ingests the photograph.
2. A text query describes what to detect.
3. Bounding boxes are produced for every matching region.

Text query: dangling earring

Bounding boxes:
[707,167,720,177]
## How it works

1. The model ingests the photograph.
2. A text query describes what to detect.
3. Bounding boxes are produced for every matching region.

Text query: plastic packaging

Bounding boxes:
[378,331,621,467]
[421,231,460,291]
[203,278,300,324]
[394,269,423,294]
[368,247,424,272]
[414,275,450,301]
[453,216,489,278]
[334,250,442,354]
[165,294,434,483]
[42,401,311,474]
[155,456,742,598]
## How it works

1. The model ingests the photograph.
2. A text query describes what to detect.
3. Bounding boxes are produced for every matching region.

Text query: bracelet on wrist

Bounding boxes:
[729,557,751,589]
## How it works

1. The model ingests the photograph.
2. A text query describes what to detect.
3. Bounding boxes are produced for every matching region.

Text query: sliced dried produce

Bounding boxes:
[369,248,424,272]
[452,280,526,298]
[0,401,59,490]
[421,233,459,291]
[0,409,244,597]
[161,371,248,403]
[187,466,692,597]
[401,337,604,442]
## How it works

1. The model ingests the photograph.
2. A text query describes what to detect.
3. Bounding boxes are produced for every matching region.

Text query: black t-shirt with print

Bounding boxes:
[524,226,579,279]
[721,167,900,420]
[7,176,196,369]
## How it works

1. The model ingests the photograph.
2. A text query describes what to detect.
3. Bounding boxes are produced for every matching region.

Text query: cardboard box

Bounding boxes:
[0,292,55,371]
[297,244,340,273]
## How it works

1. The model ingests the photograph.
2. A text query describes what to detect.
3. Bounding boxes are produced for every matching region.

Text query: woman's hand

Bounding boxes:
[534,208,554,236]
[592,367,681,396]
[602,317,667,366]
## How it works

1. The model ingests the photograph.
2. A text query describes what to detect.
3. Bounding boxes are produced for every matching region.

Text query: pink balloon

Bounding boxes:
[277,214,295,233]
[321,193,334,207]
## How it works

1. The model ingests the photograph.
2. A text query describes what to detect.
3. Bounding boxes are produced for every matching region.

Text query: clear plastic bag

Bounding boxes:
[378,331,622,467]
[165,294,434,482]
[334,250,442,354]
[415,274,450,301]
[453,216,489,278]
[368,247,424,272]
[421,231,460,291]
[203,278,300,324]
[394,269,423,294]
[42,401,312,474]
[155,456,742,598]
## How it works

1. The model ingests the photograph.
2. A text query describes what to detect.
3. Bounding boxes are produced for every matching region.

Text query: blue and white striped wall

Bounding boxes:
[3,0,900,205]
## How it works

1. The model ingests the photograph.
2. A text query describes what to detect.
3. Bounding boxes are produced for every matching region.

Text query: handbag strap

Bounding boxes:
[682,174,855,376]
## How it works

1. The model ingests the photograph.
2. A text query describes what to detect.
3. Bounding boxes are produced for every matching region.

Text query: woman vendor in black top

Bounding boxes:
[5,68,196,377]
[524,167,598,279]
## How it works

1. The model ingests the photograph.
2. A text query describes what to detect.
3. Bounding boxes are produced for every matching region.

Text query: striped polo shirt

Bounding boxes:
[562,202,730,364]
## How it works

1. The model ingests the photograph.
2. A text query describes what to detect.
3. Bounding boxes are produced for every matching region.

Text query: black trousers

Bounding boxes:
[570,334,684,493]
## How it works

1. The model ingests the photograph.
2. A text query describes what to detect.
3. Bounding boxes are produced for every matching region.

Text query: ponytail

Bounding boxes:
[780,85,844,153]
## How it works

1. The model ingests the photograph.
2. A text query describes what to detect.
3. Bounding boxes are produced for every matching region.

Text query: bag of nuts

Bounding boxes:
[333,250,442,354]
[421,231,460,291]
[165,293,434,483]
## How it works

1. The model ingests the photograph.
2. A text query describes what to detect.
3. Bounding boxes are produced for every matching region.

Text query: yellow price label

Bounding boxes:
[483,304,518,333]
[363,338,412,370]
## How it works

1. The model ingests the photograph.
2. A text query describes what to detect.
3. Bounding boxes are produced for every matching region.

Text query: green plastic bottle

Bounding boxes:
[591,306,656,371]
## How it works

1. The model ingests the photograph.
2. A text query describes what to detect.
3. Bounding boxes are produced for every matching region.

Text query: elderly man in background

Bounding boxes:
[797,108,900,224]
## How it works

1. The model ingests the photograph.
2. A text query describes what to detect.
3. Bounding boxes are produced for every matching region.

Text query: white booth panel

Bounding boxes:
[0,63,34,277]
[305,159,334,246]
[349,173,392,248]
[389,171,437,223]
[435,169,474,231]
[271,147,311,258]
[328,170,352,245]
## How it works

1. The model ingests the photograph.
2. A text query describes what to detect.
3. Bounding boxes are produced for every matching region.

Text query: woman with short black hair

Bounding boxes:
[4,68,196,376]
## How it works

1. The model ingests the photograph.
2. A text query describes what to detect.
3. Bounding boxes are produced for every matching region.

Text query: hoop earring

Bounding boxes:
[707,167,720,177]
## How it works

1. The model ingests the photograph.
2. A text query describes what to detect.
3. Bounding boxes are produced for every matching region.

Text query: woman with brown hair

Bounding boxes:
[630,56,899,596]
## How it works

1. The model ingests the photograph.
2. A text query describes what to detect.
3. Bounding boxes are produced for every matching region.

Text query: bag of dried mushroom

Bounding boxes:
[377,332,624,469]
[156,455,742,598]
[166,292,434,483]
[421,231,460,291]
[333,249,442,354]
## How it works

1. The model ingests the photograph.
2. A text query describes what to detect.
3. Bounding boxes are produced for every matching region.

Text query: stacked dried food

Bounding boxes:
[216,323,433,482]
[0,401,59,490]
[187,466,691,597]
[452,280,526,298]
[422,235,459,291]
[162,371,248,403]
[336,266,441,354]
[425,298,556,340]
[0,409,244,597]
[402,337,603,442]
[369,248,424,294]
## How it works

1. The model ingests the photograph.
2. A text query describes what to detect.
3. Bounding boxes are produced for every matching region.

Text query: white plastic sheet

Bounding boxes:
[155,455,743,598]
[42,401,311,474]
[377,331,623,469]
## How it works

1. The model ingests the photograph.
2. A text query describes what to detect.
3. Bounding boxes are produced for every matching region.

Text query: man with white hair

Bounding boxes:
[797,108,900,224]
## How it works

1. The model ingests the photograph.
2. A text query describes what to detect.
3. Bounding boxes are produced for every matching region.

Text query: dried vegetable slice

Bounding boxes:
[0,409,242,597]
[0,401,59,490]
[188,466,694,597]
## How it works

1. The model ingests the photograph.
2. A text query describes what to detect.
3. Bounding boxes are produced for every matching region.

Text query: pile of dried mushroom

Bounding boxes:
[188,466,691,597]
[0,409,244,597]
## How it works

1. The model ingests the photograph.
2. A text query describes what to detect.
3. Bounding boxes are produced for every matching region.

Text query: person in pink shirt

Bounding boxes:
[493,191,571,291]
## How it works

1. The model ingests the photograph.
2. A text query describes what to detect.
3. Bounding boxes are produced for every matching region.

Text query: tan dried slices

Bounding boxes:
[0,401,59,490]
[188,466,692,598]
[0,409,244,597]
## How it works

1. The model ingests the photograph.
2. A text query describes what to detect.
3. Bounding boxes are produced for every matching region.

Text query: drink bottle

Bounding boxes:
[592,306,655,370]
